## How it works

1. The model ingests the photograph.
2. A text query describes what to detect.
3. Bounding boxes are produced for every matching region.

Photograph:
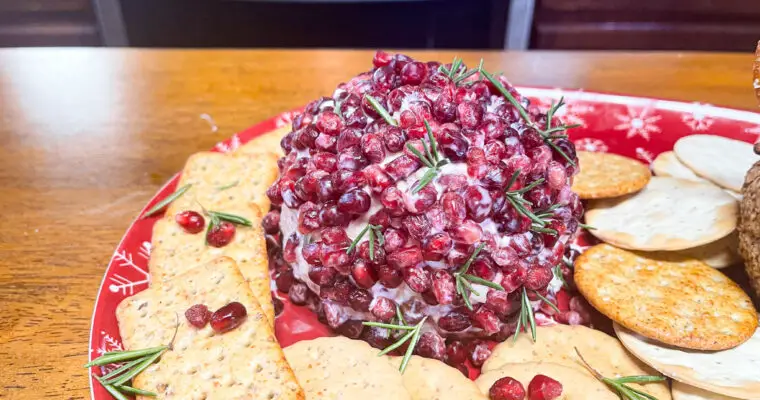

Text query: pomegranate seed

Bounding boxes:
[434,94,457,122]
[472,306,501,334]
[313,152,338,172]
[527,375,563,400]
[569,296,593,323]
[441,192,466,226]
[337,128,363,151]
[470,257,495,280]
[288,283,310,305]
[382,126,407,152]
[274,269,295,293]
[403,266,432,293]
[175,210,205,234]
[457,101,483,129]
[371,296,396,322]
[416,331,445,360]
[431,270,456,304]
[422,232,453,260]
[556,310,583,325]
[376,264,404,288]
[322,227,350,246]
[337,320,365,339]
[451,220,482,244]
[438,309,471,332]
[309,265,338,286]
[338,146,368,171]
[485,289,516,316]
[387,247,423,270]
[380,186,406,216]
[280,179,303,209]
[266,181,284,206]
[383,228,407,253]
[372,66,397,92]
[404,184,437,214]
[368,209,391,228]
[298,202,321,234]
[210,302,247,333]
[319,202,350,227]
[207,221,236,248]
[261,210,280,234]
[384,155,420,181]
[363,326,392,350]
[373,50,393,67]
[348,289,373,311]
[490,377,526,400]
[358,241,386,265]
[351,258,377,288]
[321,250,353,273]
[185,304,211,328]
[364,165,393,194]
[400,61,428,85]
[403,214,431,240]
[338,189,371,214]
[469,341,492,367]
[393,54,412,72]
[361,133,386,164]
[445,340,468,366]
[316,111,343,135]
[524,266,553,291]
[464,185,492,222]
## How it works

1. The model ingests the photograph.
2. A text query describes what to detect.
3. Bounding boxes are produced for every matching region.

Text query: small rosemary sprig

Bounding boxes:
[407,120,449,193]
[198,205,253,245]
[504,171,557,236]
[453,243,505,310]
[143,184,192,218]
[439,57,484,85]
[345,224,385,261]
[513,287,560,342]
[363,316,428,374]
[578,222,597,230]
[575,348,665,400]
[364,94,398,126]
[480,69,578,166]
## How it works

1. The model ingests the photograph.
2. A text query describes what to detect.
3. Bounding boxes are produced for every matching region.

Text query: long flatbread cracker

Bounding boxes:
[390,356,486,400]
[116,257,304,399]
[475,362,617,399]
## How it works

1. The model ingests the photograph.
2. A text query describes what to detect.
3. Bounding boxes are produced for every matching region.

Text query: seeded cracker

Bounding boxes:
[616,322,760,399]
[283,336,411,400]
[571,151,651,199]
[237,125,291,156]
[674,135,756,193]
[116,257,304,399]
[585,177,737,251]
[671,381,746,400]
[150,202,274,326]
[482,324,670,399]
[167,151,280,217]
[575,244,757,350]
[389,355,486,400]
[475,362,617,399]
[646,231,740,269]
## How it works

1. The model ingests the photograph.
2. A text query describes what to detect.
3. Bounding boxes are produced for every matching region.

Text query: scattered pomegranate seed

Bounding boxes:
[175,210,205,234]
[210,302,247,333]
[527,375,563,400]
[185,304,211,328]
[206,221,236,247]
[416,331,446,360]
[370,296,396,322]
[445,340,468,366]
[490,377,527,400]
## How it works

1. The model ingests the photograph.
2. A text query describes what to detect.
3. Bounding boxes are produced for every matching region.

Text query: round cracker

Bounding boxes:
[674,135,757,192]
[284,337,411,400]
[572,151,651,199]
[586,177,738,251]
[482,325,671,399]
[652,151,709,183]
[575,244,757,350]
[671,381,745,400]
[390,356,486,400]
[475,362,617,399]
[616,323,760,399]
[644,231,740,269]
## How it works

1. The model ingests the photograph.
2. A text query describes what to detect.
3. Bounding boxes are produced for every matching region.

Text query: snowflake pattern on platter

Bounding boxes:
[613,106,662,140]
[93,331,126,374]
[573,138,608,153]
[681,103,715,132]
[108,241,151,296]
[635,147,655,164]
[532,94,595,127]
[214,134,241,153]
[275,111,299,128]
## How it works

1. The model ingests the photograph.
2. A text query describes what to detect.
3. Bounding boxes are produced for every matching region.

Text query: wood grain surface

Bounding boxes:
[0,49,757,399]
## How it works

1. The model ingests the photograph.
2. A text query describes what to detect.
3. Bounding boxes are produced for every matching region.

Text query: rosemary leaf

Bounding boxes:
[108,349,167,386]
[462,274,505,291]
[423,120,439,161]
[346,224,371,254]
[99,357,145,381]
[142,184,191,218]
[85,346,168,367]
[208,211,252,227]
[533,290,560,314]
[530,225,558,235]
[512,312,523,343]
[395,305,407,327]
[374,226,385,246]
[459,277,480,297]
[116,385,159,397]
[506,195,545,226]
[364,94,398,126]
[480,70,532,123]
[368,227,375,261]
[399,319,426,374]
[377,329,416,356]
[455,243,486,275]
[100,382,131,400]
[575,348,665,400]
[515,178,546,194]
[578,223,597,230]
[406,143,434,168]
[523,288,537,342]
[615,376,667,384]
[545,139,577,167]
[412,168,438,194]
[362,321,415,331]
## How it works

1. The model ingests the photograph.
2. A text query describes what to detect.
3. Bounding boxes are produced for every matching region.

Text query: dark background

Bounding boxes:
[0,0,758,51]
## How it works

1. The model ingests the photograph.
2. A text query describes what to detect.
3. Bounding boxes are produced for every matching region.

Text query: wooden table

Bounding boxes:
[0,49,756,399]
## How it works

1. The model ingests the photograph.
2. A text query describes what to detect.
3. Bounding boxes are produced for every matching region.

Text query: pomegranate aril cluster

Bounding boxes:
[184,301,248,333]
[265,51,583,355]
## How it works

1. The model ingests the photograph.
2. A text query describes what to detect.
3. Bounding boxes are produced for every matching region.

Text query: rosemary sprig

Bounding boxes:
[453,243,505,310]
[364,94,398,126]
[206,210,253,227]
[513,287,561,342]
[578,222,597,230]
[345,224,384,260]
[407,120,449,193]
[504,171,557,235]
[575,348,665,400]
[142,184,192,218]
[480,69,577,167]
[363,317,428,374]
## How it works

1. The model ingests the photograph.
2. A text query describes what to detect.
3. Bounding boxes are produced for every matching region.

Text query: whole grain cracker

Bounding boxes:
[167,151,280,216]
[674,135,757,192]
[116,257,303,400]
[575,244,757,350]
[672,381,747,400]
[475,362,617,399]
[237,125,291,156]
[389,356,486,400]
[284,336,411,400]
[616,322,760,399]
[149,203,274,325]
[571,151,651,199]
[645,231,740,269]
[482,325,670,399]
[652,151,709,183]
[586,177,738,251]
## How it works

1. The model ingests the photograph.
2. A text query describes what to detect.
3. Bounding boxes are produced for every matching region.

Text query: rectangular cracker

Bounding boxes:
[167,151,280,216]
[236,126,291,157]
[116,257,304,400]
[149,203,274,326]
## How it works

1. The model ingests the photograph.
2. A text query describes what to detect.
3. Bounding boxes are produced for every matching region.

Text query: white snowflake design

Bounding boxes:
[92,331,126,374]
[108,241,151,296]
[635,147,655,164]
[573,138,608,153]
[681,103,715,131]
[613,106,662,140]
[533,95,595,127]
[214,134,241,153]
[275,111,299,129]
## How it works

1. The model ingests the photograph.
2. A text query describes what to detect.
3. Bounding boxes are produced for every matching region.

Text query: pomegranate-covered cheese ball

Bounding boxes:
[265,51,583,363]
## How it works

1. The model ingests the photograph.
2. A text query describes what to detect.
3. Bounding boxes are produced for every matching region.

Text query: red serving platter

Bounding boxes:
[88,87,760,399]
